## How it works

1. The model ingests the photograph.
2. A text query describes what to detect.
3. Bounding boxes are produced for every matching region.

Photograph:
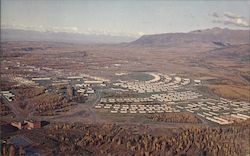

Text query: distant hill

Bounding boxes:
[1,29,137,44]
[2,28,249,46]
[130,28,250,47]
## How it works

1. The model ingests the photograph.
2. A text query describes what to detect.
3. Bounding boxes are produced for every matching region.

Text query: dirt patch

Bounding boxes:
[208,84,250,101]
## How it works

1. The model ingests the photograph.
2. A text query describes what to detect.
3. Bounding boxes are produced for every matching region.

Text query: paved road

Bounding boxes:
[87,89,102,123]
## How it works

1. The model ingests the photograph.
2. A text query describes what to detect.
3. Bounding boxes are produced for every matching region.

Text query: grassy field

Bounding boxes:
[118,72,155,81]
[208,84,250,101]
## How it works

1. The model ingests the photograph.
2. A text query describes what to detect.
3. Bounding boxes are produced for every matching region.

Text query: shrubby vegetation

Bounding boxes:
[147,112,201,124]
[39,122,250,156]
[14,85,73,114]
[0,102,12,116]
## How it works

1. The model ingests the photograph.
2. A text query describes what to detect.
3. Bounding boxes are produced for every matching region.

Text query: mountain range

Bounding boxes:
[130,27,249,47]
[1,27,249,46]
[1,29,136,44]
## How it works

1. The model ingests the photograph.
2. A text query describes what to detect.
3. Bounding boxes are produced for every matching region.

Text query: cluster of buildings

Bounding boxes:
[31,74,110,98]
[1,91,15,102]
[12,77,36,86]
[97,95,250,124]
[100,97,154,103]
[11,120,41,130]
[96,73,203,115]
[100,90,201,104]
[151,91,202,102]
[113,75,191,93]
[176,98,250,125]
[94,72,250,125]
[95,103,179,114]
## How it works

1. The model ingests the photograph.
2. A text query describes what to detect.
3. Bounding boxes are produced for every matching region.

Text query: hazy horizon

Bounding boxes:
[1,0,250,38]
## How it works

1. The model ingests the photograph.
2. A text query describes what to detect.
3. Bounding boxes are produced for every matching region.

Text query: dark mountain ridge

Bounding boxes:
[130,28,250,47]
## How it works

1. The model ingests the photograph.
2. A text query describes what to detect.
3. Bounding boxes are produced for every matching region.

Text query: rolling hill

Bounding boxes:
[130,28,250,47]
[1,29,136,44]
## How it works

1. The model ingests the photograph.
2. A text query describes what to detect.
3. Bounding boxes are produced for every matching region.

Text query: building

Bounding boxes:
[11,120,41,130]
[24,120,41,130]
[11,121,26,130]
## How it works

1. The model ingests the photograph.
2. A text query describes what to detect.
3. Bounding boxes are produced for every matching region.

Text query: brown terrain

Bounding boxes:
[147,112,201,124]
[1,121,249,156]
[1,27,250,155]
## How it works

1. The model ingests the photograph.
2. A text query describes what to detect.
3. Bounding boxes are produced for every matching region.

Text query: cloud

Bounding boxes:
[1,24,81,33]
[211,11,249,28]
[138,32,145,36]
[57,26,79,33]
[213,18,249,28]
[1,23,142,37]
[224,12,243,19]
[83,28,143,37]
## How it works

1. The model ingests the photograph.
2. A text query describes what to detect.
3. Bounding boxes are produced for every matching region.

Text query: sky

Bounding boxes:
[1,0,250,37]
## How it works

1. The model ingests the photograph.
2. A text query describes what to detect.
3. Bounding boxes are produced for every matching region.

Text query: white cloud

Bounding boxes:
[79,28,143,37]
[1,24,142,37]
[138,32,145,36]
[224,12,243,19]
[212,11,249,28]
[57,26,79,33]
[2,24,81,33]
